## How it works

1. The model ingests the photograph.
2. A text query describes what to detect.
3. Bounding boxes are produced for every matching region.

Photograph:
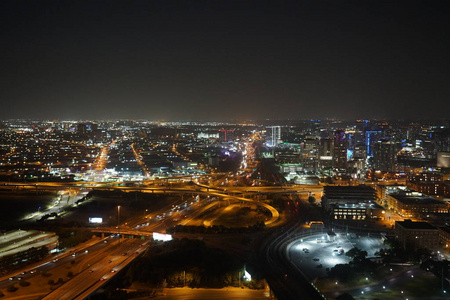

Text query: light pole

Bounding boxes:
[117,205,121,240]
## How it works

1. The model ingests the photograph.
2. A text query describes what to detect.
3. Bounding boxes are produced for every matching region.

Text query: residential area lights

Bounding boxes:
[0,119,448,299]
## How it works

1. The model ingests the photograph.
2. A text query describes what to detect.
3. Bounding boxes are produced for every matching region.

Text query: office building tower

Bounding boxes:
[319,138,334,170]
[373,141,398,172]
[266,126,281,147]
[302,138,319,171]
[365,130,382,157]
[334,130,348,170]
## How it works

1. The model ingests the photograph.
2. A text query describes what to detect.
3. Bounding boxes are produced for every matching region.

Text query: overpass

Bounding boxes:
[1,180,324,227]
[91,227,154,239]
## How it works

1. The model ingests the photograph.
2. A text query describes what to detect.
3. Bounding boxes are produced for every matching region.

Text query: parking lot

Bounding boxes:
[289,232,384,281]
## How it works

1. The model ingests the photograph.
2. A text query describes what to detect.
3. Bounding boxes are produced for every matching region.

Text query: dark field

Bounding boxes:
[0,190,55,230]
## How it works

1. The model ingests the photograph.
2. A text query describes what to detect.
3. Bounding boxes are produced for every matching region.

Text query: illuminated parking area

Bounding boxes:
[289,233,384,281]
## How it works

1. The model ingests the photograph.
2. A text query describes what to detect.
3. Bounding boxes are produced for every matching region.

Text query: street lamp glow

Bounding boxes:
[117,206,121,230]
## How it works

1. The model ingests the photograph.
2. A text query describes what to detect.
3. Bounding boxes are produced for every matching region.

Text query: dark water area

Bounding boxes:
[0,191,55,230]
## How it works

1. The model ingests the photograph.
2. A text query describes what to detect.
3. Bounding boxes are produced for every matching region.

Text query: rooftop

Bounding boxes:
[396,220,437,230]
[390,192,444,205]
[324,185,376,201]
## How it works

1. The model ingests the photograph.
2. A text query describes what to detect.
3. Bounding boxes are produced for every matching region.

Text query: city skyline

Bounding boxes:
[1,1,449,121]
[0,118,448,298]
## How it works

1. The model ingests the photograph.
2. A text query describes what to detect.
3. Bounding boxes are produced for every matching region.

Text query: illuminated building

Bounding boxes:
[439,226,450,248]
[266,126,281,147]
[354,119,367,146]
[330,202,384,220]
[302,138,319,170]
[365,130,382,157]
[373,141,398,172]
[386,190,448,218]
[395,220,439,250]
[319,138,334,170]
[77,122,98,135]
[333,130,347,170]
[218,129,234,142]
[407,172,450,197]
[322,186,383,220]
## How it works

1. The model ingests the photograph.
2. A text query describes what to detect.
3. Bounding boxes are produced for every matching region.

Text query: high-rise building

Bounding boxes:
[266,126,281,147]
[302,138,319,171]
[346,130,356,151]
[353,144,367,160]
[365,130,382,157]
[334,130,347,170]
[218,129,234,142]
[373,141,398,172]
[355,120,367,146]
[319,138,334,169]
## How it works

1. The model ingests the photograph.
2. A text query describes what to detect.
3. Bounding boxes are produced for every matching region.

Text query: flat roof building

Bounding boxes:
[323,185,383,220]
[395,220,439,250]
[387,191,448,218]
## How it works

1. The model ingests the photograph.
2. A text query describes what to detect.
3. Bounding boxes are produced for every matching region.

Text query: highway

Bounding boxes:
[0,235,117,288]
[41,239,145,300]
[1,179,288,227]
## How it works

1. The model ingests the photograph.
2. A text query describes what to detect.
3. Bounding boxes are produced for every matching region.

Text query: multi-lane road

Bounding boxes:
[42,239,145,300]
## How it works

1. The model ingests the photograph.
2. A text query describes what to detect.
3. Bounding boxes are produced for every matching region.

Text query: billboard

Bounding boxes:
[153,232,173,242]
[89,217,103,224]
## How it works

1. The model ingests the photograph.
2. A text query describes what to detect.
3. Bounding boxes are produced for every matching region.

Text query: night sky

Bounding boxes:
[1,1,449,121]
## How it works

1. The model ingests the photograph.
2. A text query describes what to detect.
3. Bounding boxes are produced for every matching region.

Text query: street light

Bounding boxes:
[117,205,120,231]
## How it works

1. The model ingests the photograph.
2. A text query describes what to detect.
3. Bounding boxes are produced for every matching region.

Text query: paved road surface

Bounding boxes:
[154,287,272,300]
[41,239,144,300]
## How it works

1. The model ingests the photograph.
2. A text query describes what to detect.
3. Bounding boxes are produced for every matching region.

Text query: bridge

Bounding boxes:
[1,180,324,227]
[91,227,153,239]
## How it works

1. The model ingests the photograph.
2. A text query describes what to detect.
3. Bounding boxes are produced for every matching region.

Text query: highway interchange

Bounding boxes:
[0,133,415,300]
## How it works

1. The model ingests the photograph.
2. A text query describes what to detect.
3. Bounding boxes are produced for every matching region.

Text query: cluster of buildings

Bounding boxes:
[0,119,448,185]
[406,172,450,197]
[377,185,449,219]
[262,119,449,188]
[0,120,257,181]
[321,183,450,253]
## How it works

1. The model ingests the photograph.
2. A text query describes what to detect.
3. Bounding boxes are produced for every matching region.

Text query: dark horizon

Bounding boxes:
[1,0,449,120]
